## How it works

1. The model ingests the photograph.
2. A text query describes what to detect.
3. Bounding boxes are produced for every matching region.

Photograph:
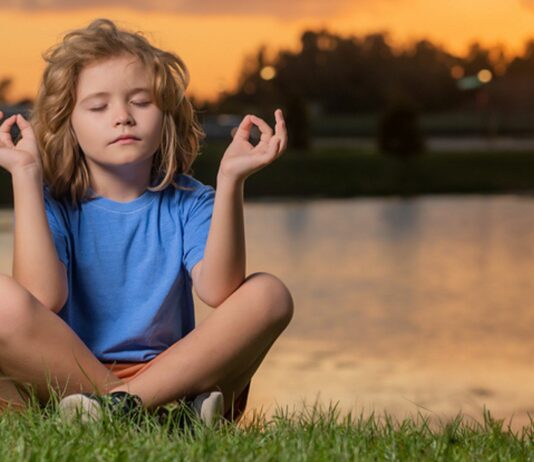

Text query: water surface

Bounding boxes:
[1,196,533,428]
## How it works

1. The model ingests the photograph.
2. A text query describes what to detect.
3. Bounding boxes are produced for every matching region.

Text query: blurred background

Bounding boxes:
[1,1,533,429]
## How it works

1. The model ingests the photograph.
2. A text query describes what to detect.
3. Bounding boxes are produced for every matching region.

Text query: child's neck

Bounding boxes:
[89,163,152,203]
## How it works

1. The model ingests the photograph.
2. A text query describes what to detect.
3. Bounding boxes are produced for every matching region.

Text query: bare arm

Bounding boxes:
[0,111,67,313]
[11,167,68,313]
[192,175,246,308]
[192,109,287,307]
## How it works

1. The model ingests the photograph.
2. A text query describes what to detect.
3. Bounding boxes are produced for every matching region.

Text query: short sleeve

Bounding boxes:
[182,184,215,276]
[43,189,70,269]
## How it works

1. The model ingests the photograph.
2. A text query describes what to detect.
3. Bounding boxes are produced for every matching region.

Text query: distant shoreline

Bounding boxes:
[3,147,534,206]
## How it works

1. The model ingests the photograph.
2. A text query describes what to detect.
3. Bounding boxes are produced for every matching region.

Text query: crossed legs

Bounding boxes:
[0,274,122,406]
[0,272,294,414]
[109,272,294,413]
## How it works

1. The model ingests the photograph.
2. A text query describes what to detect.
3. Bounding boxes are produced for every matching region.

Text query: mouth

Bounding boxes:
[111,135,141,144]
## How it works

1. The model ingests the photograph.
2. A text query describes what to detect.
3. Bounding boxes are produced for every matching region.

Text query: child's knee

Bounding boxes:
[246,272,294,330]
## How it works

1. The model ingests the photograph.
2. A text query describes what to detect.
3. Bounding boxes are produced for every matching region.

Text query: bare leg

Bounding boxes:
[110,272,294,413]
[215,335,278,414]
[0,371,28,411]
[0,274,123,405]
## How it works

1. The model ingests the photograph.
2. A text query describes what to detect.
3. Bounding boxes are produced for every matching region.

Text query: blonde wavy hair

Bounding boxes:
[31,18,205,207]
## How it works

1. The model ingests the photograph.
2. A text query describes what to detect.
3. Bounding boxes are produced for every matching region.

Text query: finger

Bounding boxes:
[0,136,15,147]
[250,115,274,139]
[273,136,283,159]
[0,114,17,132]
[233,115,254,141]
[274,109,287,153]
[260,135,281,163]
[268,130,283,157]
[16,114,36,140]
[250,115,274,152]
[277,134,286,155]
[274,109,284,126]
[0,114,16,148]
[279,130,287,153]
[275,136,285,157]
[16,113,31,128]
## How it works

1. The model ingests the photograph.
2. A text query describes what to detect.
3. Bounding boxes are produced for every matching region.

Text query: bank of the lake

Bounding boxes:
[3,146,534,206]
[195,144,534,198]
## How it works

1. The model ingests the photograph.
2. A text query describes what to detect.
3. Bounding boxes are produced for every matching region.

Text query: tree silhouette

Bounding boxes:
[205,29,534,139]
[216,29,467,116]
[378,99,425,157]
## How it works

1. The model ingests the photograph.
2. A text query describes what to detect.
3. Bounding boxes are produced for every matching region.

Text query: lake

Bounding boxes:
[1,195,533,430]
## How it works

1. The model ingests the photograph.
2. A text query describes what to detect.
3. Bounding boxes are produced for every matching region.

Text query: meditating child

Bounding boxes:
[0,18,293,425]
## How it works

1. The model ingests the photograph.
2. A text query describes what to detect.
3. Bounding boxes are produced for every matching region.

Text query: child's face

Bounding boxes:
[70,54,163,174]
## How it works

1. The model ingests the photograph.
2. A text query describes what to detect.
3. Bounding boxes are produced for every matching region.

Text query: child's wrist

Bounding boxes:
[11,164,43,182]
[217,170,245,187]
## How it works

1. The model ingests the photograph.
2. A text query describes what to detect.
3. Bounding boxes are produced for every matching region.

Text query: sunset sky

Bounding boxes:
[2,0,534,103]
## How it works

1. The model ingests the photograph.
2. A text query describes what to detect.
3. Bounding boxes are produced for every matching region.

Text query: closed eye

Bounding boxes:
[89,101,151,111]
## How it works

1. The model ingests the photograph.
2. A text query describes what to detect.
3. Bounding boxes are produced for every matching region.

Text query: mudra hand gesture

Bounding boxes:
[218,109,288,183]
[0,111,42,175]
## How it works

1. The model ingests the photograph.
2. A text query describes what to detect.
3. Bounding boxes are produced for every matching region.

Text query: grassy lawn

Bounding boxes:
[0,400,532,461]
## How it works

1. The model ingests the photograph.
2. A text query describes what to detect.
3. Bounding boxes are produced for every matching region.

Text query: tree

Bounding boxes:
[378,99,425,158]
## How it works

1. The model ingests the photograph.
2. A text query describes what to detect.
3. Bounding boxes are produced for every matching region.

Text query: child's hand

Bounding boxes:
[0,111,42,175]
[218,109,288,183]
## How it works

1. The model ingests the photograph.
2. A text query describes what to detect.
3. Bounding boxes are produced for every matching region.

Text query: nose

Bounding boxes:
[114,104,135,126]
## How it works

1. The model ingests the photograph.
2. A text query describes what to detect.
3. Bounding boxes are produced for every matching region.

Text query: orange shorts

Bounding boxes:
[102,356,250,423]
[0,353,250,423]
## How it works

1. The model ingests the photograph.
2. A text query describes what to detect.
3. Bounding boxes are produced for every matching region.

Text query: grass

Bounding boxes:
[0,395,532,461]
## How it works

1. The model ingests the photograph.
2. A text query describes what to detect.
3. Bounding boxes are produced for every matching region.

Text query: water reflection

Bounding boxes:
[240,195,533,427]
[237,196,534,357]
[282,201,310,270]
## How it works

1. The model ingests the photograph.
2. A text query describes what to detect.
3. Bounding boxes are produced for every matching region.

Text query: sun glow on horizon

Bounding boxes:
[2,2,534,103]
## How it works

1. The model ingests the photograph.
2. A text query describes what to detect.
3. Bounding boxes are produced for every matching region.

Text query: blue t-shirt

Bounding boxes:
[43,173,215,363]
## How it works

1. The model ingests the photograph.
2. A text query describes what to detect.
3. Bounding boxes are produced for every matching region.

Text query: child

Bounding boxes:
[0,18,293,425]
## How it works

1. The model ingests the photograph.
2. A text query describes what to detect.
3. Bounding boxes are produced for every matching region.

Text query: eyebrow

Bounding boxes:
[79,87,151,104]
